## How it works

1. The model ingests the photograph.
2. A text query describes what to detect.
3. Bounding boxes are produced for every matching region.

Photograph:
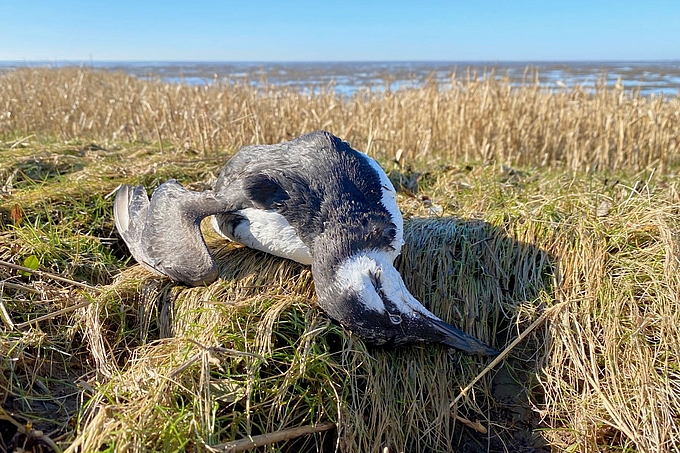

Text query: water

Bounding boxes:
[1,60,679,97]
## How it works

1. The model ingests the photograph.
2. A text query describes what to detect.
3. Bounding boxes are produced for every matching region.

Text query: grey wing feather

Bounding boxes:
[113,185,133,235]
[113,185,162,275]
[114,181,225,286]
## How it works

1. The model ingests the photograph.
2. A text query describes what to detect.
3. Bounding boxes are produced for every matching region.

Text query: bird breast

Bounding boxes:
[219,207,313,265]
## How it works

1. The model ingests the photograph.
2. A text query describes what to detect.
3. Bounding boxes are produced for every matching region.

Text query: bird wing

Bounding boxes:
[212,144,324,247]
[211,131,390,250]
[241,173,290,210]
[113,184,163,275]
[114,181,225,285]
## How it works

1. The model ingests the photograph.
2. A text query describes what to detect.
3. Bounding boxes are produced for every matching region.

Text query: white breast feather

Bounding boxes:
[211,215,232,241]
[232,208,313,265]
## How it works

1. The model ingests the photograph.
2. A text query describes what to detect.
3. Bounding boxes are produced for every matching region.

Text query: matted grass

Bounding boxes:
[1,68,680,452]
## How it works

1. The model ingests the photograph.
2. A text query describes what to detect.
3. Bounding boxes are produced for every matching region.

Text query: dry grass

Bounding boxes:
[538,185,680,452]
[1,67,679,171]
[1,67,680,452]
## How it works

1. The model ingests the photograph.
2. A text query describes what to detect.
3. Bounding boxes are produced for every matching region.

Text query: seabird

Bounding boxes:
[114,131,497,355]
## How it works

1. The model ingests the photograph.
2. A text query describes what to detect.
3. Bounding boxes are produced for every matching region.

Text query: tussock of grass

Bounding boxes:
[65,216,537,452]
[2,67,680,451]
[538,186,680,451]
[4,152,680,451]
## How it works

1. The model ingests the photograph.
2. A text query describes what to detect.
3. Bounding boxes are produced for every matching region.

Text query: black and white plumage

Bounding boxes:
[114,131,497,355]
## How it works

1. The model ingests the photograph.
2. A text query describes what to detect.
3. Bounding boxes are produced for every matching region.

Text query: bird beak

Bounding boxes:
[429,317,499,356]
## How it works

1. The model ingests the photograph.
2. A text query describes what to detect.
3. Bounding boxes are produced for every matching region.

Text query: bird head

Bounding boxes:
[313,250,498,355]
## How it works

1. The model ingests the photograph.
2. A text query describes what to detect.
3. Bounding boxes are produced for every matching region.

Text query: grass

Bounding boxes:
[1,67,678,170]
[1,67,679,452]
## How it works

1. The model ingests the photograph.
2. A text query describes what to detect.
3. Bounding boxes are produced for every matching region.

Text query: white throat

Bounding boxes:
[329,250,429,317]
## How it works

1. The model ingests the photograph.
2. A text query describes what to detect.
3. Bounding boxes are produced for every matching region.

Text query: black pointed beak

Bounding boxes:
[429,317,499,356]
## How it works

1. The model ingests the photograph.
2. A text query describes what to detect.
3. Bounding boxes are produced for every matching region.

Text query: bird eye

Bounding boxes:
[388,313,402,325]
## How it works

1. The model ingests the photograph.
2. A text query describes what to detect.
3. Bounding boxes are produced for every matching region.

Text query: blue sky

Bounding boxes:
[1,1,678,61]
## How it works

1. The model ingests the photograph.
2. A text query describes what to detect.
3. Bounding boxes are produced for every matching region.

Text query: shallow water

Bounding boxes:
[1,60,679,97]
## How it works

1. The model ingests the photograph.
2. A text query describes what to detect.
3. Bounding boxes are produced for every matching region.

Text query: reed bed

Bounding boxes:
[1,67,678,171]
[1,67,680,452]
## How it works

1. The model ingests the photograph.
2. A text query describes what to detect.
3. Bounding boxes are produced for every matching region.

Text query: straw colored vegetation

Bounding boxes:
[1,67,678,170]
[0,68,679,452]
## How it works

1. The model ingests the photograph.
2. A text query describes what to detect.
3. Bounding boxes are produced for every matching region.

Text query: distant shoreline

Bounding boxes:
[2,60,679,96]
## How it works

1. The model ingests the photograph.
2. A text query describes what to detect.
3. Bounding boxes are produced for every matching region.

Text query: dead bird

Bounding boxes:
[114,131,497,355]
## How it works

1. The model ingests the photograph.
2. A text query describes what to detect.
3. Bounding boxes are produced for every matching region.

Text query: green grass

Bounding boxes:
[3,66,679,452]
[1,137,679,452]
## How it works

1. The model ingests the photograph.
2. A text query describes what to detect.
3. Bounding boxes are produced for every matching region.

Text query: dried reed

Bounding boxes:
[2,67,680,452]
[1,67,678,171]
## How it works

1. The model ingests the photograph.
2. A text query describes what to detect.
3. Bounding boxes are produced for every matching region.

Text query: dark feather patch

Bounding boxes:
[242,173,290,209]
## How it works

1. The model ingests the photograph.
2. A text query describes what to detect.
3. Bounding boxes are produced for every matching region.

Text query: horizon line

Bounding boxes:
[1,58,679,64]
